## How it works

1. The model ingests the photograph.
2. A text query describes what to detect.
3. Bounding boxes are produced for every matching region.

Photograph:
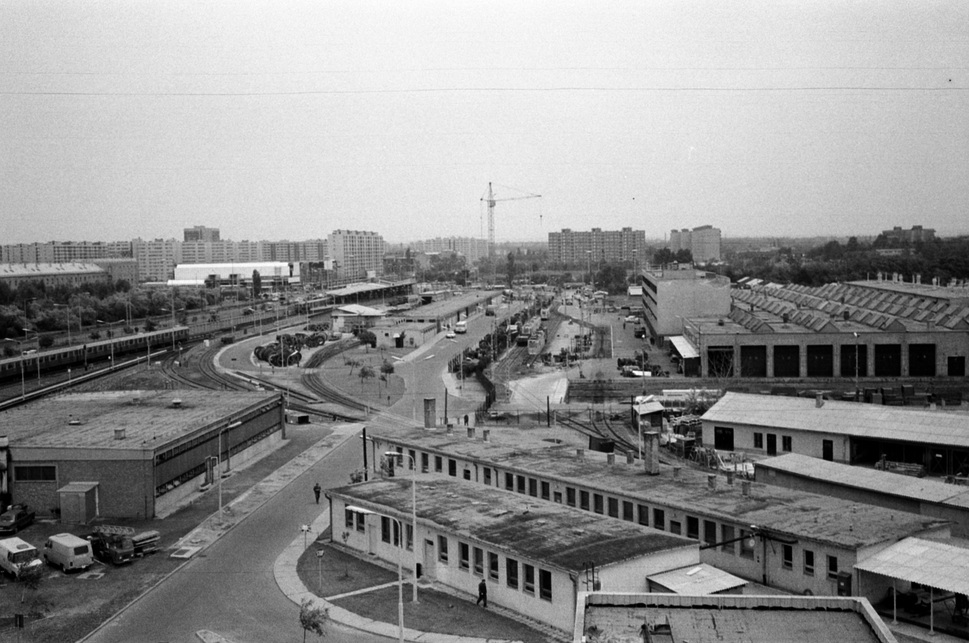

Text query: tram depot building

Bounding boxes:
[0,389,285,519]
[328,477,706,634]
[367,426,950,603]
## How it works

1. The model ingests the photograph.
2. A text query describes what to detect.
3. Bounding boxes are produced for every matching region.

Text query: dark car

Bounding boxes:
[0,505,36,535]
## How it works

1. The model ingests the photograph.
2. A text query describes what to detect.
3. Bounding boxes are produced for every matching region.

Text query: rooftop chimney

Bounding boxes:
[172,398,183,409]
[482,428,490,442]
[741,480,751,497]
[644,432,660,476]
[726,470,735,485]
[626,452,635,465]
[576,448,585,460]
[673,466,681,479]
[606,453,616,465]
[467,427,475,439]
[707,474,717,490]
[815,393,824,408]
[114,428,126,440]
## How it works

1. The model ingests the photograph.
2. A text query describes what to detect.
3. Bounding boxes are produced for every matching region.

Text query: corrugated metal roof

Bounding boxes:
[647,563,747,594]
[854,537,969,595]
[668,336,699,359]
[703,392,969,449]
[755,454,969,507]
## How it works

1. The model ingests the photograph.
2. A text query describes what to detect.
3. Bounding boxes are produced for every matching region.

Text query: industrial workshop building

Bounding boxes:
[0,390,284,520]
[328,476,701,636]
[677,278,969,380]
[639,267,731,344]
[702,392,969,476]
[755,453,969,537]
[368,427,948,601]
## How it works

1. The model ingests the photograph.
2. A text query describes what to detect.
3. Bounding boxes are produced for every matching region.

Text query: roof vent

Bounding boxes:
[68,417,82,426]
[114,428,126,440]
[172,398,183,408]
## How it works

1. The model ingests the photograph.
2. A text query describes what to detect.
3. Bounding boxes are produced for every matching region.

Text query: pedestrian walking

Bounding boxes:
[313,482,322,504]
[463,414,469,427]
[476,578,487,608]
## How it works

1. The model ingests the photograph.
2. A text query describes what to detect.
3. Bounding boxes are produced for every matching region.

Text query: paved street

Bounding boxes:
[81,431,391,643]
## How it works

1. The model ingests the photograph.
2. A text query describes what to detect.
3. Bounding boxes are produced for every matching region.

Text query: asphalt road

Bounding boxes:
[82,433,392,643]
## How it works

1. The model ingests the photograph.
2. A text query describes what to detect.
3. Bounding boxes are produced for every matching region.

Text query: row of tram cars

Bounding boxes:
[0,326,191,385]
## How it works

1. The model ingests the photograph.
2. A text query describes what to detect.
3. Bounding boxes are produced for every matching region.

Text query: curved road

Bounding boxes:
[83,434,391,643]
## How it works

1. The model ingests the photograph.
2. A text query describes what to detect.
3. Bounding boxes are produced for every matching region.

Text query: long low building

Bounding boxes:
[369,426,949,601]
[754,453,969,538]
[0,390,285,519]
[702,391,969,476]
[171,261,300,287]
[327,476,699,635]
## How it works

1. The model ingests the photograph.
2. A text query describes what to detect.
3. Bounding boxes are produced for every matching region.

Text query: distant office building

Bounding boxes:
[548,227,646,265]
[328,230,385,283]
[1,241,131,264]
[406,237,489,263]
[183,226,221,243]
[640,267,731,343]
[0,262,111,290]
[880,225,935,244]
[669,225,721,263]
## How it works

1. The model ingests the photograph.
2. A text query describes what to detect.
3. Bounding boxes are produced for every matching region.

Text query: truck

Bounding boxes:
[0,536,43,578]
[86,525,136,565]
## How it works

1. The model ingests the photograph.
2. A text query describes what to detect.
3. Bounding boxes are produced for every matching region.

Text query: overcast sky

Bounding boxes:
[1,0,966,246]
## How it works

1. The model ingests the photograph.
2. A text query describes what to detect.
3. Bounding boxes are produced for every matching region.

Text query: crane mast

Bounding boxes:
[481,182,541,260]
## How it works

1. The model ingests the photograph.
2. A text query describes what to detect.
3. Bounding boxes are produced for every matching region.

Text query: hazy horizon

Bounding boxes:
[2,1,967,246]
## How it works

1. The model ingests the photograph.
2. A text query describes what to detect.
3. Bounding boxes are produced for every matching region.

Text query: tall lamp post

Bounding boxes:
[853,332,860,400]
[217,421,242,521]
[347,506,405,643]
[386,452,419,604]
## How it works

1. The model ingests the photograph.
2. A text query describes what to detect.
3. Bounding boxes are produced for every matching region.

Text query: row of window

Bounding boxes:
[782,544,839,580]
[443,537,552,601]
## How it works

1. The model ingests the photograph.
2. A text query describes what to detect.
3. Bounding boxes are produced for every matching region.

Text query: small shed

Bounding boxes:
[57,481,99,525]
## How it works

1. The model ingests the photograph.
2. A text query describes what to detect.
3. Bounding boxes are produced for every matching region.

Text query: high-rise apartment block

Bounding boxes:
[669,225,722,263]
[880,225,936,244]
[547,227,646,265]
[1,241,132,264]
[183,226,221,242]
[328,230,385,283]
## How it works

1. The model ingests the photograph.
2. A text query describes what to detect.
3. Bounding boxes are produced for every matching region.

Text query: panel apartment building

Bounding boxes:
[669,225,722,263]
[548,227,646,265]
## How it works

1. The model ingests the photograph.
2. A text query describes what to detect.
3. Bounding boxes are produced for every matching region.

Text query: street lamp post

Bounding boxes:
[218,421,242,521]
[347,505,405,643]
[386,452,419,604]
[853,332,860,400]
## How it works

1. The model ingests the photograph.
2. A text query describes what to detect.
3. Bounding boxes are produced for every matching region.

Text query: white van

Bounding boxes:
[0,536,43,578]
[454,320,468,334]
[43,533,94,572]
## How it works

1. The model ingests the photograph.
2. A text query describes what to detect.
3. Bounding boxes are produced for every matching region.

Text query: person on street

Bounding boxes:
[313,482,322,504]
[476,578,487,608]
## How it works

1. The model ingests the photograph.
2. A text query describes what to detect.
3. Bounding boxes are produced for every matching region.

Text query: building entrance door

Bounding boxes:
[767,434,777,456]
[423,539,435,580]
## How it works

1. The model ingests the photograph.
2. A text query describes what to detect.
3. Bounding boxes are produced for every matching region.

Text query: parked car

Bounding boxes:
[0,505,35,535]
[445,330,456,339]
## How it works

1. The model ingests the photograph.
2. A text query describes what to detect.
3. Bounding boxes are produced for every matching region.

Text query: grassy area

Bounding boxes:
[317,344,407,407]
[296,535,550,643]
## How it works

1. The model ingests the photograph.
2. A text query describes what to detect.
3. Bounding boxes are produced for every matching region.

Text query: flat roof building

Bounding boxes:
[328,476,699,636]
[639,267,731,346]
[369,427,948,602]
[0,262,110,290]
[703,392,969,476]
[171,261,300,287]
[0,390,285,519]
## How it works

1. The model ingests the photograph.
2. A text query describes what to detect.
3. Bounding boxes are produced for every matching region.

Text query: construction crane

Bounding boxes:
[481,182,541,260]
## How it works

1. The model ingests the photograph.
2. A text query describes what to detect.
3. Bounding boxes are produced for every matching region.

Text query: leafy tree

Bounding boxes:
[19,562,44,605]
[380,361,395,376]
[252,270,262,297]
[299,597,329,641]
[356,329,376,348]
[38,335,54,349]
[653,248,675,265]
[358,365,375,387]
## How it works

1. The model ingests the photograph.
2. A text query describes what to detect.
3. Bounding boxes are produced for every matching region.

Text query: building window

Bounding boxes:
[754,433,763,449]
[408,450,416,469]
[505,472,514,491]
[553,491,562,503]
[483,467,492,485]
[462,468,471,480]
[686,516,699,540]
[355,513,365,532]
[420,452,429,472]
[516,475,526,493]
[381,516,391,544]
[405,524,413,551]
[580,490,590,511]
[473,547,484,575]
[566,488,576,507]
[623,501,634,522]
[593,494,604,514]
[804,550,815,576]
[703,520,717,547]
[539,569,552,602]
[714,426,734,451]
[345,508,354,530]
[523,564,535,595]
[782,436,792,452]
[459,542,470,570]
[606,497,618,518]
[721,525,735,554]
[669,520,682,535]
[528,478,538,497]
[782,544,793,570]
[541,481,550,500]
[653,508,665,530]
[489,552,499,581]
[507,558,519,589]
[434,456,442,473]
[13,465,55,481]
[448,459,457,476]
[827,555,839,580]
[438,536,449,563]
[638,505,649,526]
